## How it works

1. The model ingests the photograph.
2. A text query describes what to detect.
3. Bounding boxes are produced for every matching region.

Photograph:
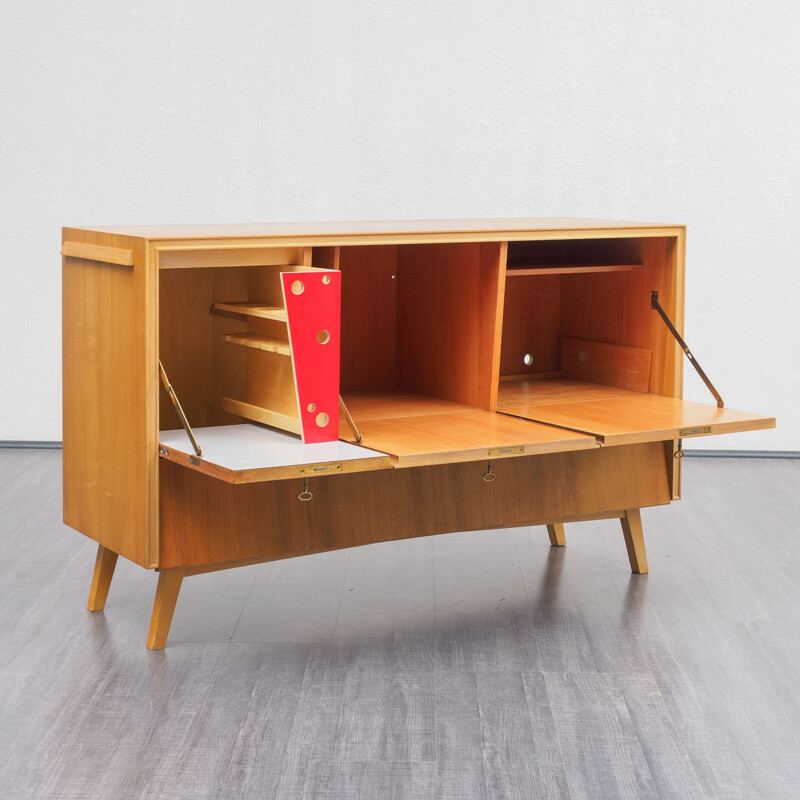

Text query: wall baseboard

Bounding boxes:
[0,441,62,449]
[683,449,799,459]
[0,440,798,459]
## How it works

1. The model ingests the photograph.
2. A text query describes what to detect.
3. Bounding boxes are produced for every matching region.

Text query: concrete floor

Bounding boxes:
[1,449,799,799]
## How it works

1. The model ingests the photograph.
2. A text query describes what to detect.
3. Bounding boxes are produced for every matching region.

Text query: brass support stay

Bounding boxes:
[158,359,202,457]
[339,395,362,443]
[651,291,724,408]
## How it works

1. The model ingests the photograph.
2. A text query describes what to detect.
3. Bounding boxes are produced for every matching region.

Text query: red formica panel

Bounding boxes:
[281,270,341,443]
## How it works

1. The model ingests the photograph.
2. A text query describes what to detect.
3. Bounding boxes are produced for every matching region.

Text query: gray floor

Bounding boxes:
[1,451,799,799]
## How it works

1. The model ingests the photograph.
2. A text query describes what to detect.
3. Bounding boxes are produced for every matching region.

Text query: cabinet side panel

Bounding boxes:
[62,232,155,567]
[650,233,685,499]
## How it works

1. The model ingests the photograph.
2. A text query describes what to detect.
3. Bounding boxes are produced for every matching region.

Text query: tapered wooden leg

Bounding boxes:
[147,569,184,650]
[87,545,118,611]
[620,508,648,574]
[547,523,566,547]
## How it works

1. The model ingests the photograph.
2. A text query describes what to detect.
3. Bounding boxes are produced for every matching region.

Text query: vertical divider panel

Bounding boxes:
[282,270,341,443]
[478,241,507,410]
[396,243,483,406]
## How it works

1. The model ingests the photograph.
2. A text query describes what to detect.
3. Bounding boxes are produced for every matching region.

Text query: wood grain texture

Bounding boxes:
[621,508,648,573]
[506,262,642,275]
[86,544,118,611]
[221,332,291,356]
[245,348,299,420]
[311,245,340,270]
[339,390,471,422]
[497,377,639,409]
[500,273,561,377]
[159,458,311,567]
[80,217,683,241]
[397,243,489,407]
[219,397,302,436]
[651,234,686,499]
[159,245,303,269]
[560,336,652,393]
[511,392,776,446]
[62,228,158,568]
[61,240,134,266]
[478,241,507,410]
[339,245,398,392]
[210,268,249,424]
[159,442,670,569]
[212,302,288,322]
[146,568,185,649]
[559,237,664,354]
[547,523,566,547]
[650,233,685,399]
[159,267,215,430]
[344,409,595,467]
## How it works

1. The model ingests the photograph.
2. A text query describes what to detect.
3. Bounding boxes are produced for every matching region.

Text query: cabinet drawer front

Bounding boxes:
[159,443,671,569]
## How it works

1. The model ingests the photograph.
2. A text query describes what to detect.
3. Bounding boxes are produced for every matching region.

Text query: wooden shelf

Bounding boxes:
[505,262,643,276]
[219,397,301,435]
[337,390,595,467]
[497,378,775,446]
[221,332,291,356]
[212,301,287,322]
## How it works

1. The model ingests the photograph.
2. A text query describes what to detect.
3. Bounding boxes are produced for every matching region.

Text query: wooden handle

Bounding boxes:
[62,241,134,266]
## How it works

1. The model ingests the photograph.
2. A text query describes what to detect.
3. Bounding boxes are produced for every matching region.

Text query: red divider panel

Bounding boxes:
[281,270,341,443]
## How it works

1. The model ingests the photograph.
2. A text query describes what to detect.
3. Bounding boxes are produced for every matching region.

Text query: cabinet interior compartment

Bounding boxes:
[338,242,502,409]
[157,256,391,482]
[498,236,774,445]
[500,236,659,390]
[334,242,597,465]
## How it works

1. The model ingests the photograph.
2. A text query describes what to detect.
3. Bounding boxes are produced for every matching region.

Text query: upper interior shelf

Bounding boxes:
[212,301,287,322]
[505,262,643,276]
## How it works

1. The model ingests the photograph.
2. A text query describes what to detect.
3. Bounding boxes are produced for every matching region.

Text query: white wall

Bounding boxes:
[1,1,797,450]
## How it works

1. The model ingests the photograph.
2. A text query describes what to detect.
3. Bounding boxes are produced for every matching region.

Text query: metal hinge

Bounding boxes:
[651,291,724,408]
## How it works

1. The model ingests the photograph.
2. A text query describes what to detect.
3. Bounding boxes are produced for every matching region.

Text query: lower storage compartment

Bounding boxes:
[158,442,672,568]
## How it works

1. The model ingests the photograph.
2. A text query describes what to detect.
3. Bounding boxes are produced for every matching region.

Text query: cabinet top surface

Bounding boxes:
[67,217,683,242]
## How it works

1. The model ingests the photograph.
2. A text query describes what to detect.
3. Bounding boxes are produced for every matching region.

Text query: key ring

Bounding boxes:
[298,477,313,501]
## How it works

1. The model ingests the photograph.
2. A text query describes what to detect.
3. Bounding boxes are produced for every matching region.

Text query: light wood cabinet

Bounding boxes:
[62,218,775,649]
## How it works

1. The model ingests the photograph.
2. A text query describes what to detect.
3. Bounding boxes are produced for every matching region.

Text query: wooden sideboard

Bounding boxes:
[61,218,775,649]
